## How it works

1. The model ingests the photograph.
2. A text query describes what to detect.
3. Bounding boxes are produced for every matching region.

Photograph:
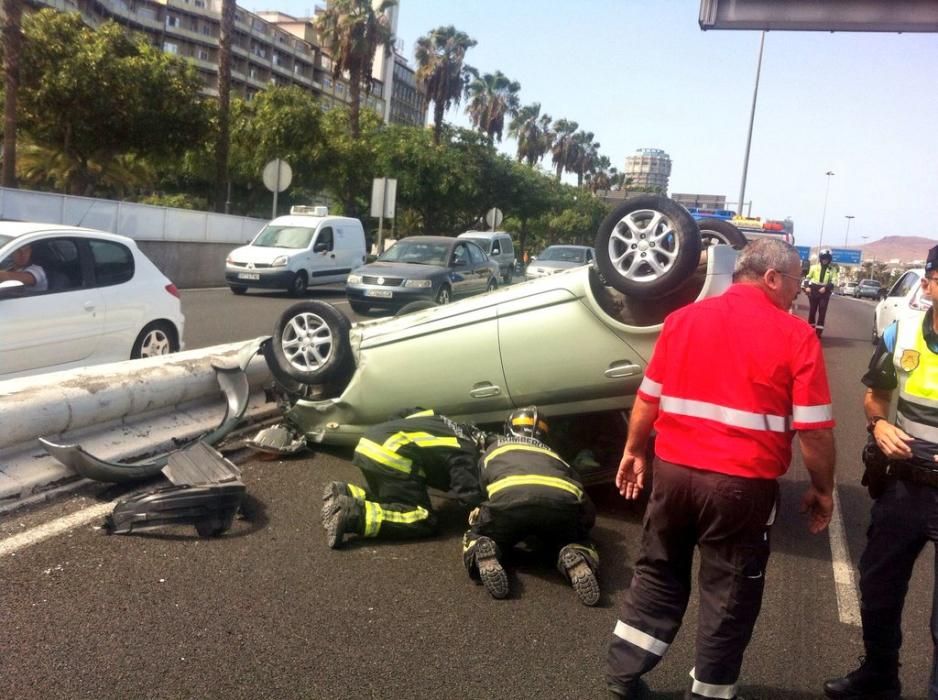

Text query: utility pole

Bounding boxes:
[844,215,855,246]
[818,170,834,252]
[737,31,766,219]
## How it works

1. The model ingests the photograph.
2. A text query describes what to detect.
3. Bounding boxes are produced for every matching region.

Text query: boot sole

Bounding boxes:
[321,482,345,523]
[476,538,509,599]
[561,549,600,606]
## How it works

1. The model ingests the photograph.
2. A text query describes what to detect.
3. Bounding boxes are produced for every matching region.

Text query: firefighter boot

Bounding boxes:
[322,494,364,549]
[558,544,600,606]
[608,678,650,699]
[823,656,901,699]
[474,536,509,599]
[321,481,349,523]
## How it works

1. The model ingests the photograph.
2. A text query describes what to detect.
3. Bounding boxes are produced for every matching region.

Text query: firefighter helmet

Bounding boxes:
[505,406,549,441]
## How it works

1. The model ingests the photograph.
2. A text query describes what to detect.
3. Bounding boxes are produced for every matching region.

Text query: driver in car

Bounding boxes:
[0,244,47,292]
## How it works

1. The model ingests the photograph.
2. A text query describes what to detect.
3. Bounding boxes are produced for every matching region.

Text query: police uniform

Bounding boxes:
[462,408,600,606]
[825,262,938,699]
[321,409,483,547]
[804,254,836,335]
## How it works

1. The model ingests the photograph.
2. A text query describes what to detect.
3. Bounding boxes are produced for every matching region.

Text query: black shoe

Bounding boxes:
[475,536,509,599]
[823,657,900,699]
[322,494,361,549]
[558,545,600,606]
[321,481,348,522]
[608,678,649,699]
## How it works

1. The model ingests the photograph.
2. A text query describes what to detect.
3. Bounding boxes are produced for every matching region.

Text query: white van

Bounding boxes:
[457,231,516,284]
[225,206,366,296]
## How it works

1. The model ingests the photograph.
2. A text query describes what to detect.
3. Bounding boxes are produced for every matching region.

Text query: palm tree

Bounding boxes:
[508,102,553,166]
[570,131,600,187]
[2,0,23,188]
[464,69,521,143]
[550,119,578,180]
[314,0,397,139]
[214,0,235,212]
[414,25,476,145]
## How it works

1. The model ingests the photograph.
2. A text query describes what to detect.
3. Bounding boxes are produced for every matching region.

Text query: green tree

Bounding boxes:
[569,130,600,187]
[314,0,396,139]
[18,10,209,195]
[316,106,384,217]
[508,102,553,166]
[2,0,23,187]
[464,69,521,143]
[414,25,476,145]
[214,0,236,211]
[550,118,578,181]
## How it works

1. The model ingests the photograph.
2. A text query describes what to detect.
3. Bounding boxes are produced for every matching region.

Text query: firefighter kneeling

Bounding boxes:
[462,406,601,606]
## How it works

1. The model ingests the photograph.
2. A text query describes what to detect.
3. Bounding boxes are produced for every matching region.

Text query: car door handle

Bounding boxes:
[470,382,501,398]
[83,301,96,312]
[605,362,642,378]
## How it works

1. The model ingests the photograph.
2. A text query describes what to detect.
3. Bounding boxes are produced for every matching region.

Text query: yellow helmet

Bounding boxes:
[505,406,549,441]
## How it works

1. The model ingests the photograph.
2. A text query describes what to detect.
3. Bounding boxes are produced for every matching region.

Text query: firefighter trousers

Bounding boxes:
[339,472,438,539]
[607,458,778,698]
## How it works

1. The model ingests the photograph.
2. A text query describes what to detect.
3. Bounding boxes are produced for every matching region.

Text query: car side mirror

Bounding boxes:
[492,245,500,255]
[313,242,329,253]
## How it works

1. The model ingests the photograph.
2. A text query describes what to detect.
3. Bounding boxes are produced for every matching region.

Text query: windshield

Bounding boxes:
[461,237,490,253]
[251,225,315,249]
[539,246,587,263]
[379,240,451,266]
[860,280,879,287]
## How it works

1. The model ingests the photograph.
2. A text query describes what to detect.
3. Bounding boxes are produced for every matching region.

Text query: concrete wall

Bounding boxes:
[138,241,241,288]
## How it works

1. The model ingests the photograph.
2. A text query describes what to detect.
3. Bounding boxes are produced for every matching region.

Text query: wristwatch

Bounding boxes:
[867,416,886,434]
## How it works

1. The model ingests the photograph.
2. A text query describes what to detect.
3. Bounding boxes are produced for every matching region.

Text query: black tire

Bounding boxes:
[502,267,513,284]
[131,321,179,359]
[395,300,437,316]
[348,300,370,314]
[486,277,498,292]
[288,271,308,297]
[695,218,747,250]
[270,301,353,384]
[436,285,452,305]
[594,196,702,298]
[229,285,247,295]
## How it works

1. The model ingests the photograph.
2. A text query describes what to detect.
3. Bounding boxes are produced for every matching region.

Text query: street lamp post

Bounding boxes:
[818,170,835,253]
[738,31,766,219]
[844,215,855,246]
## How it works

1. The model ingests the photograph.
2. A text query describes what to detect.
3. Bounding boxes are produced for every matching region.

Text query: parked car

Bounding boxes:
[525,245,596,281]
[225,206,366,296]
[855,279,883,300]
[841,281,859,296]
[873,268,931,344]
[0,224,185,379]
[458,231,516,284]
[345,235,499,314]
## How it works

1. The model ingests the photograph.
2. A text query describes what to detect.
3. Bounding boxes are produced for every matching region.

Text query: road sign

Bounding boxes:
[370,177,397,219]
[262,159,292,193]
[795,245,811,262]
[485,207,503,229]
[830,248,862,265]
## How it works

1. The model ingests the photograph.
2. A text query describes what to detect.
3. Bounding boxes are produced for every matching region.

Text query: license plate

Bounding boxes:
[365,289,392,298]
[238,273,260,280]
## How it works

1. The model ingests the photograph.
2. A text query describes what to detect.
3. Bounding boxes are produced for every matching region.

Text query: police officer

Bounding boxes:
[824,245,938,700]
[803,248,837,336]
[461,406,600,606]
[321,408,485,548]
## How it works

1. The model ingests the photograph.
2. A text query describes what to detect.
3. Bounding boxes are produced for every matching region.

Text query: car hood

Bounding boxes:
[229,245,300,263]
[354,261,445,280]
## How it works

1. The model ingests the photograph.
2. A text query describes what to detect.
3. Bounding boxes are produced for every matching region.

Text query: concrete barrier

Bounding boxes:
[0,341,278,511]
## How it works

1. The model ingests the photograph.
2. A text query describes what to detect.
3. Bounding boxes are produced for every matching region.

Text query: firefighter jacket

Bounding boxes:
[805,262,836,287]
[893,318,938,461]
[479,436,586,509]
[353,410,483,507]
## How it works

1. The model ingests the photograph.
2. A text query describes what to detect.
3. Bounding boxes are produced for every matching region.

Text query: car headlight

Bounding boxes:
[347,273,362,284]
[403,279,433,288]
[271,256,288,267]
[225,256,236,265]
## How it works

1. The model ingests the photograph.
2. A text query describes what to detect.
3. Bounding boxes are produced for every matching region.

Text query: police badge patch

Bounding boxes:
[900,349,920,371]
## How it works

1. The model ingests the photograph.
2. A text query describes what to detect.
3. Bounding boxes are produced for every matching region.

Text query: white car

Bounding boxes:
[873,268,931,344]
[525,245,596,280]
[0,224,185,379]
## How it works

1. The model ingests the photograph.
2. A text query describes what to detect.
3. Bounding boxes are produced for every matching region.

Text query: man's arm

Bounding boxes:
[616,395,659,501]
[797,428,835,534]
[865,387,913,460]
[0,269,37,286]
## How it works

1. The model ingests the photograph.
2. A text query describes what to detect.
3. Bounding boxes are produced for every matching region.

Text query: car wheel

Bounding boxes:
[486,277,498,292]
[695,217,747,250]
[131,321,178,359]
[436,285,452,304]
[270,301,353,384]
[503,268,513,284]
[594,195,702,298]
[229,285,247,295]
[288,271,308,297]
[396,300,437,316]
[348,300,370,314]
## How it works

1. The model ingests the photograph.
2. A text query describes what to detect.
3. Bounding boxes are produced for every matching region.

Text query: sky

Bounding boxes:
[239,0,938,250]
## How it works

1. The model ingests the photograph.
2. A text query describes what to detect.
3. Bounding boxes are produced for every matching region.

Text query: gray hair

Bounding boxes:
[733,238,801,281]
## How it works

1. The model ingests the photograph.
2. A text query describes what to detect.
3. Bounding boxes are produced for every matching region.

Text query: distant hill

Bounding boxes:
[857,235,938,265]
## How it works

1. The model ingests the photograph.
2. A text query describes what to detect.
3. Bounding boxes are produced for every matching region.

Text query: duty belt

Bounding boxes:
[887,460,938,488]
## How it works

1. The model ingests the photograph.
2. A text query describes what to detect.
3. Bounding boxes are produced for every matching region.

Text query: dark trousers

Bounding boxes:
[606,458,778,697]
[858,478,938,698]
[807,288,832,328]
[351,470,438,539]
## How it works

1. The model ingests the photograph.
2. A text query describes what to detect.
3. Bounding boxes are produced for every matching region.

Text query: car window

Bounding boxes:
[252,225,315,249]
[379,240,450,266]
[467,242,486,265]
[540,246,586,263]
[890,271,919,297]
[315,227,334,252]
[452,243,470,267]
[89,239,134,286]
[32,238,83,293]
[462,236,490,253]
[500,237,514,256]
[586,249,594,262]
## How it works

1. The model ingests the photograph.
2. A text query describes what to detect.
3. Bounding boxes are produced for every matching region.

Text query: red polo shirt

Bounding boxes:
[637,283,835,479]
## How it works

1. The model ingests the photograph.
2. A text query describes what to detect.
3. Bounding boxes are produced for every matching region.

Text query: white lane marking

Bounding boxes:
[828,487,861,625]
[0,502,113,558]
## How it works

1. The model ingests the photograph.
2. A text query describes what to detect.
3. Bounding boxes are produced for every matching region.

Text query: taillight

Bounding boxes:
[165,283,180,299]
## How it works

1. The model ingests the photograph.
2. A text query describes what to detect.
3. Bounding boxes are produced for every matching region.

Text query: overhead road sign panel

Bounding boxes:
[830,248,862,265]
[795,246,811,263]
[699,0,938,32]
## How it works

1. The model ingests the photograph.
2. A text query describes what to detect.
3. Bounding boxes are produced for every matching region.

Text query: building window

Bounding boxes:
[166,15,178,28]
[194,0,205,6]
[163,41,178,54]
[198,49,210,60]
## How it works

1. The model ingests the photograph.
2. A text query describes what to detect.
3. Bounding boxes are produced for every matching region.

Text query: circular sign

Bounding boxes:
[485,207,504,229]
[262,159,293,193]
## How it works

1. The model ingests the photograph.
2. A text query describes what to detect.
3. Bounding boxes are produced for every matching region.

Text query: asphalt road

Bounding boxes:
[2,293,935,699]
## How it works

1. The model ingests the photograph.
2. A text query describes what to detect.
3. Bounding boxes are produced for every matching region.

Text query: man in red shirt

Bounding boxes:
[606,238,836,700]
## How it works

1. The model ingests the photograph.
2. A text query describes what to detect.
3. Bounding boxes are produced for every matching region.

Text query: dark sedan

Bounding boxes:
[345,235,499,313]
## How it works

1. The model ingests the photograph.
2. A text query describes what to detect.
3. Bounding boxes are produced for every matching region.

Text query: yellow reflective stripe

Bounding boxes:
[347,483,367,499]
[487,475,583,501]
[568,543,598,560]
[483,444,569,469]
[363,501,381,537]
[405,409,435,418]
[362,500,429,537]
[354,438,413,474]
[384,431,459,451]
